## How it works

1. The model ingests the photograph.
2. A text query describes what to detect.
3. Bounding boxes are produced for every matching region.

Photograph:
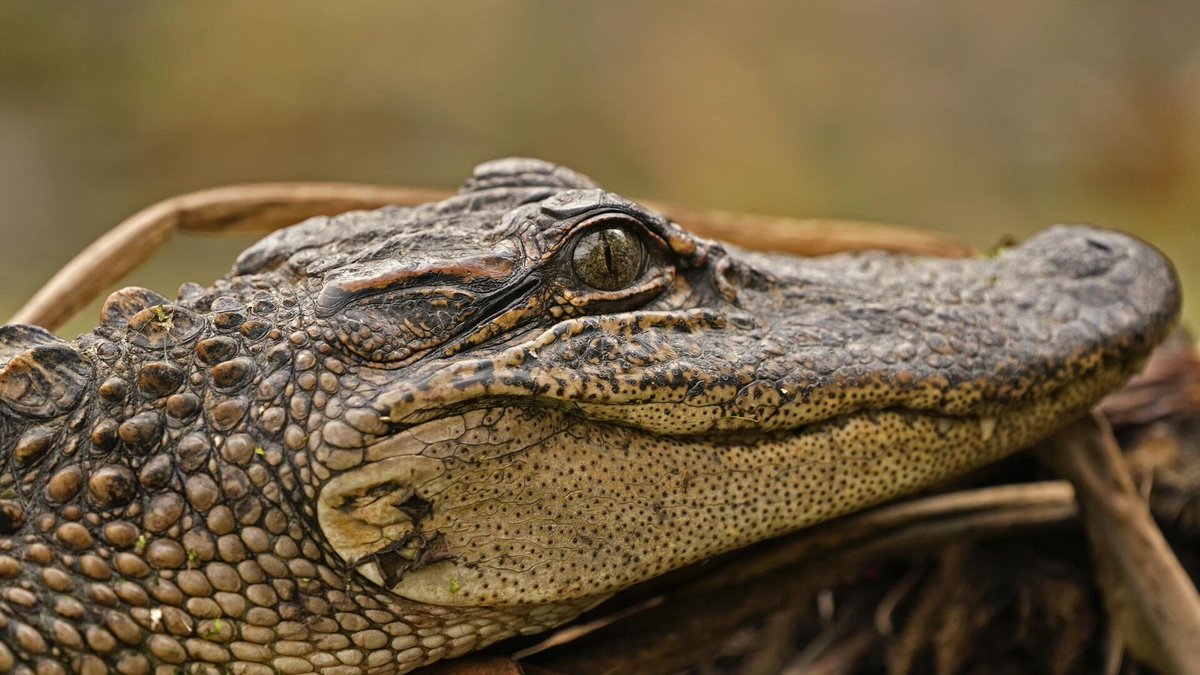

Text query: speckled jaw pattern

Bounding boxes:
[0,158,1182,673]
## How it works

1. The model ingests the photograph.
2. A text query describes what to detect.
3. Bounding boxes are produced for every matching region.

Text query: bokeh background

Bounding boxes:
[1,2,1197,338]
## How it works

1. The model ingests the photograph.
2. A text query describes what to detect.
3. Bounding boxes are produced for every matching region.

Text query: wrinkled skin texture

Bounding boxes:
[0,159,1181,673]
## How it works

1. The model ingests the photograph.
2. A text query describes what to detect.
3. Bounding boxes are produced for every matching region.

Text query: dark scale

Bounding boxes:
[0,158,1183,672]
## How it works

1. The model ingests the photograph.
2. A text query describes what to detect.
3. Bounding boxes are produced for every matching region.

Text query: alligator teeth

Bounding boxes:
[357,561,385,586]
[979,417,997,442]
[935,418,954,435]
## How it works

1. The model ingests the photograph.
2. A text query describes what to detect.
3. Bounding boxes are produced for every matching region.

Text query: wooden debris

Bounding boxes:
[1040,414,1200,675]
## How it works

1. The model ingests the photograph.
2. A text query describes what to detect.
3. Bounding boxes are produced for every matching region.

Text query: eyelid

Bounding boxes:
[562,212,667,259]
[316,242,522,316]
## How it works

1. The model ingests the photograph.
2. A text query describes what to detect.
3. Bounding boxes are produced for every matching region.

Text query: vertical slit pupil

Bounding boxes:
[602,231,615,273]
[572,224,647,291]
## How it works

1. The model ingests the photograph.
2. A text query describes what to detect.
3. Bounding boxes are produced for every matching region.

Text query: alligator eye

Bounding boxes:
[571,226,646,291]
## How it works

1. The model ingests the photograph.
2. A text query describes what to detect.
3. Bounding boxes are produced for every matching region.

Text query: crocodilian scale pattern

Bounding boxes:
[0,158,1182,673]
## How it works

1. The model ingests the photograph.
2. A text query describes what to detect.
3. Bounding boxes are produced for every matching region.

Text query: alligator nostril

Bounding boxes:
[1045,229,1123,279]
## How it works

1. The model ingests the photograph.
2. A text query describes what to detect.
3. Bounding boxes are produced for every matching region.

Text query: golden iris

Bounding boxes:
[571,227,645,291]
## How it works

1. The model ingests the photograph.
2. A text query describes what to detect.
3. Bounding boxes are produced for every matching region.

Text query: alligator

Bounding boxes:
[0,158,1181,673]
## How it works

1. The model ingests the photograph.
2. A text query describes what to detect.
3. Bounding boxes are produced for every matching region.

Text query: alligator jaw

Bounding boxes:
[348,335,1148,609]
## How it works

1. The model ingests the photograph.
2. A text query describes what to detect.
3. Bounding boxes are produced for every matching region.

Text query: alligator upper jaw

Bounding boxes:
[375,225,1180,440]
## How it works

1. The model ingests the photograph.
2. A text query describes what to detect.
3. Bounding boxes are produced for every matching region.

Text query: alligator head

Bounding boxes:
[0,159,1181,672]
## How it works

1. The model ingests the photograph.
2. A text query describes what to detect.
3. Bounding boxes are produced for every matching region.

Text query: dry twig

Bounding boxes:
[1040,413,1200,675]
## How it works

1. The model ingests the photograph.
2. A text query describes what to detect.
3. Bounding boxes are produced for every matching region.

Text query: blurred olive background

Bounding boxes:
[1,2,1197,338]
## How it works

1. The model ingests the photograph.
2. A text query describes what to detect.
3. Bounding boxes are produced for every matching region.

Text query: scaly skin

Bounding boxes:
[0,159,1181,673]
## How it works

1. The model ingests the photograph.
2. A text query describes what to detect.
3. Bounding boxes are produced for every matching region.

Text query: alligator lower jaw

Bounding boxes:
[319,407,1028,609]
[317,356,1136,612]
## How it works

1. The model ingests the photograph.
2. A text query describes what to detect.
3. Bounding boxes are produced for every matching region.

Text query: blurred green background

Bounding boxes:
[1,2,1197,337]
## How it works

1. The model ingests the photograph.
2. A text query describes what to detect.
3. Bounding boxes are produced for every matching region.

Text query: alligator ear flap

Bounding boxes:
[460,158,601,194]
[0,340,91,419]
[100,287,172,328]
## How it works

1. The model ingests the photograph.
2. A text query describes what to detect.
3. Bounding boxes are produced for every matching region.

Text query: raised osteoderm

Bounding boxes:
[0,159,1181,672]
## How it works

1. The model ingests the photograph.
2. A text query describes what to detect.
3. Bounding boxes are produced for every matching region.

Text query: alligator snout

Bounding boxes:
[1035,225,1175,290]
[1013,225,1180,358]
